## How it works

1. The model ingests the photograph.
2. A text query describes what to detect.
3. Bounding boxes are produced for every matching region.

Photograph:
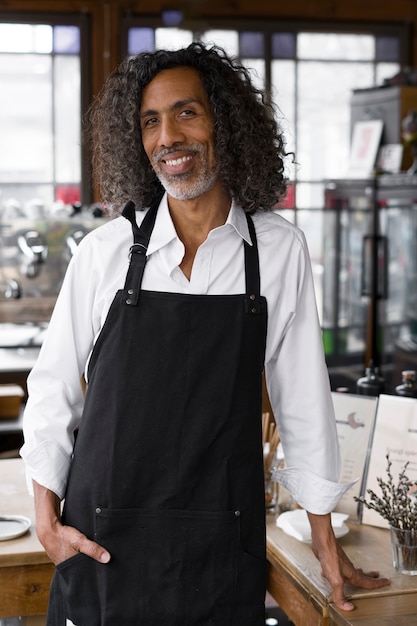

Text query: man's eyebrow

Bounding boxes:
[140,97,204,118]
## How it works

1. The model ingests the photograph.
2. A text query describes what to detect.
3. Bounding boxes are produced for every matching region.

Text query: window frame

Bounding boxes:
[0,11,92,204]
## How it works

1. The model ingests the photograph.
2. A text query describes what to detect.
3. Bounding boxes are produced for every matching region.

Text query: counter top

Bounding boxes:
[267,513,417,625]
[0,347,39,373]
[0,458,48,567]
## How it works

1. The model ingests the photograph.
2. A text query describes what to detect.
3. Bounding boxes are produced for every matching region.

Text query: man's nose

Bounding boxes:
[158,117,186,147]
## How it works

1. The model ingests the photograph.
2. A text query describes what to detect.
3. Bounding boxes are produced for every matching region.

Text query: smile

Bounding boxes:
[164,155,193,166]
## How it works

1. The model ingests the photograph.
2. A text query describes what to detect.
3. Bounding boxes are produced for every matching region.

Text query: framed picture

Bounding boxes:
[347,119,384,178]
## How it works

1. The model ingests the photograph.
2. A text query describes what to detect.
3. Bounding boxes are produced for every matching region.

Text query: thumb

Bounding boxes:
[331,587,354,612]
[74,533,111,564]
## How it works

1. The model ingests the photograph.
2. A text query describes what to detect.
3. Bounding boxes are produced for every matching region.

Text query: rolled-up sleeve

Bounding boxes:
[264,227,354,514]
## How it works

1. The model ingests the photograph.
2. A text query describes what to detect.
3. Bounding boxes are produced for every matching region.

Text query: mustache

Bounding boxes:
[154,144,203,163]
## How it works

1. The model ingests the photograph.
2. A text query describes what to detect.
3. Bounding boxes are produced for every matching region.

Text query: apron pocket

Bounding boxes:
[55,552,102,626]
[94,507,240,625]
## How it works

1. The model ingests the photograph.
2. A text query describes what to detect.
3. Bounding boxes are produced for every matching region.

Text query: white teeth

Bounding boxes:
[165,156,192,166]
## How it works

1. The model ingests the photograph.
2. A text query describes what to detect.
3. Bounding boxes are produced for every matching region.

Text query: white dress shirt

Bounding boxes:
[21,194,352,514]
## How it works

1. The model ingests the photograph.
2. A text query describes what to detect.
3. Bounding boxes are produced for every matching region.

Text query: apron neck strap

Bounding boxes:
[244,214,264,315]
[122,199,159,254]
[122,195,161,306]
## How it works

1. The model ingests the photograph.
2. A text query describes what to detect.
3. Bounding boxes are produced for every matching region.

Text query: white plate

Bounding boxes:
[276,509,349,543]
[0,515,31,540]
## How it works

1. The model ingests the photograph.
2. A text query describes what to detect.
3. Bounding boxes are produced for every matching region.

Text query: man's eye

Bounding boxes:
[143,117,158,128]
[180,109,195,117]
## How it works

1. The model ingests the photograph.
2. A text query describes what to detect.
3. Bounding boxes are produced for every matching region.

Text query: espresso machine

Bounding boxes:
[0,199,107,350]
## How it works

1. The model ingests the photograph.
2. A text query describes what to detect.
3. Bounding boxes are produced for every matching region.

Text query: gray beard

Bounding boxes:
[155,162,220,201]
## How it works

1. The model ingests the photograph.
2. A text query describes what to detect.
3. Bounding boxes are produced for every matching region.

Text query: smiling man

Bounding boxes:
[140,67,221,202]
[21,43,390,625]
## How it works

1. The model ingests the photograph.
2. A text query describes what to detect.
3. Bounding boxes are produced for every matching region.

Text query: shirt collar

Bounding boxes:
[146,193,253,255]
[226,199,253,246]
[146,194,178,256]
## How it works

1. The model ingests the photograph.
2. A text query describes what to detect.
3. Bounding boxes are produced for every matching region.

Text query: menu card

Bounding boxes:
[361,394,417,529]
[331,392,378,520]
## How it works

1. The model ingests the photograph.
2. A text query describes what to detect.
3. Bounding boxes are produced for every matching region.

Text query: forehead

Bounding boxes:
[140,66,209,111]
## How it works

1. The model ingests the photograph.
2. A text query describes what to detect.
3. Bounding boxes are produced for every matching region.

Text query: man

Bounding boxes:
[21,43,389,625]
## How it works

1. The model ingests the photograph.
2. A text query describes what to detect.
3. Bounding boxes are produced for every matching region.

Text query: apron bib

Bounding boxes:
[47,198,268,625]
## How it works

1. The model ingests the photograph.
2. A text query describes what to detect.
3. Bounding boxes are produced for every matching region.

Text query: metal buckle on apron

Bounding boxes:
[129,243,147,257]
[125,244,148,306]
[125,246,147,306]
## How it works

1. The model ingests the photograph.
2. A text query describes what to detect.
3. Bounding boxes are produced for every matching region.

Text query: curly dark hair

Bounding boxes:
[89,41,290,214]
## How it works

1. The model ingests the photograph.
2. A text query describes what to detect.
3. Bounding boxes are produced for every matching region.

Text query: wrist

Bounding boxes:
[32,479,62,538]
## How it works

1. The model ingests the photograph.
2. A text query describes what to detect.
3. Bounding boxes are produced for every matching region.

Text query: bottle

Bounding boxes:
[395,370,417,398]
[356,360,385,396]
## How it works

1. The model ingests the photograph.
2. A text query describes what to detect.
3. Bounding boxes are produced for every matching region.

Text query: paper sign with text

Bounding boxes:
[332,392,378,520]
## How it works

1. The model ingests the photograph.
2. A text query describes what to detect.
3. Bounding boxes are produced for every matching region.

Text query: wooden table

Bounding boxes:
[0,458,53,622]
[267,513,417,625]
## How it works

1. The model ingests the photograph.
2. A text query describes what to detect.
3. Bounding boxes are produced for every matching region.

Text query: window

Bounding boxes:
[0,16,89,209]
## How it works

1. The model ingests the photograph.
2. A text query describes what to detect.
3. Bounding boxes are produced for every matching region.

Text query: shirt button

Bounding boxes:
[250,294,256,301]
[234,510,241,517]
[95,507,102,514]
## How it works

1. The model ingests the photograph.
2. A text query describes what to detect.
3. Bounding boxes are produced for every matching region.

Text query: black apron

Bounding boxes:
[47,197,268,625]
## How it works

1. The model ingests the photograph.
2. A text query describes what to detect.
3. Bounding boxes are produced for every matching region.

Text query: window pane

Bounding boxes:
[155,27,193,50]
[271,60,295,154]
[297,61,374,181]
[242,58,265,91]
[53,25,80,54]
[0,54,53,183]
[0,23,52,53]
[128,27,154,54]
[161,10,183,28]
[375,35,400,62]
[298,33,374,60]
[54,56,81,183]
[296,182,326,209]
[272,32,296,59]
[239,32,264,58]
[376,62,400,85]
[201,30,238,56]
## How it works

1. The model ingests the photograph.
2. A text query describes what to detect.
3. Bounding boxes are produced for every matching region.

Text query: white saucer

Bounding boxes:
[0,515,31,540]
[276,509,349,543]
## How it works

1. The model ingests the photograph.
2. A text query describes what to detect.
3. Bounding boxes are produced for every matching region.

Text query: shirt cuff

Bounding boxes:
[20,439,71,500]
[272,466,358,515]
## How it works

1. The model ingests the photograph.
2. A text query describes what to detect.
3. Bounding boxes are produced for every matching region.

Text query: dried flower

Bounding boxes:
[354,453,417,530]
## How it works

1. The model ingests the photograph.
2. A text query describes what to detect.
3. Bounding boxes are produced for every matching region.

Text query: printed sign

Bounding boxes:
[332,392,378,520]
